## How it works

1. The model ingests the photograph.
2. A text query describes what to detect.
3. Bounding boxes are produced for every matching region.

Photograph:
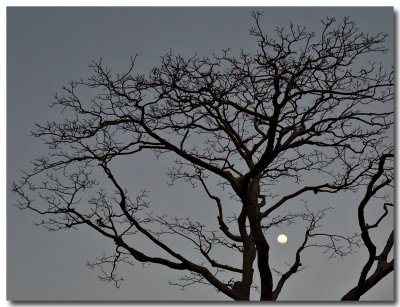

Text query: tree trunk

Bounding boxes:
[244,179,274,301]
[341,260,394,301]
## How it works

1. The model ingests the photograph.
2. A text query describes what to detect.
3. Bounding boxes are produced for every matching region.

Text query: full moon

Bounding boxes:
[277,234,288,244]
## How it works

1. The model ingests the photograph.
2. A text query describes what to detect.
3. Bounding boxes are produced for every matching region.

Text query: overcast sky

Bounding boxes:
[7,7,394,301]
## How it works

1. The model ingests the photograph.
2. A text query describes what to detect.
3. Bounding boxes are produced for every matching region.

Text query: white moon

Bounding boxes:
[277,234,288,244]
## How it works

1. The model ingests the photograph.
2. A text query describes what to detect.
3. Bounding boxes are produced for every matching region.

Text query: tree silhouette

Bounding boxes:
[13,12,393,301]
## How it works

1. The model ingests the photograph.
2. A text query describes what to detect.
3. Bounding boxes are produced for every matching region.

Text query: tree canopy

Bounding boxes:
[13,12,394,301]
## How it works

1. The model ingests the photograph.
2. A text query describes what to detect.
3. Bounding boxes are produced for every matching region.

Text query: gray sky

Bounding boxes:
[7,7,394,301]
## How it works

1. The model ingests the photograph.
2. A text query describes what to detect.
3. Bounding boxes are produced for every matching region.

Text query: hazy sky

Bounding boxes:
[7,7,394,301]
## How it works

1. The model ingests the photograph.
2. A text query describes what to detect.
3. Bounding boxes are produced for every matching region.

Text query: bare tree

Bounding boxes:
[341,153,394,300]
[12,12,393,301]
